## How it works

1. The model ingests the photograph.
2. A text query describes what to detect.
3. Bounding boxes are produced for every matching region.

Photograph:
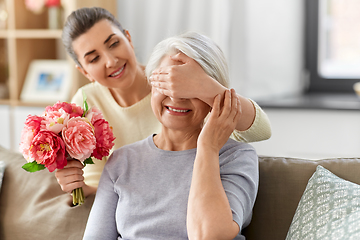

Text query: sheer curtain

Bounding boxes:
[117,0,303,100]
[117,0,247,93]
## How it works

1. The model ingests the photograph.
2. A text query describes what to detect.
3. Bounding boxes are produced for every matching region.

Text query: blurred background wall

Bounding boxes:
[117,0,304,100]
[4,0,359,160]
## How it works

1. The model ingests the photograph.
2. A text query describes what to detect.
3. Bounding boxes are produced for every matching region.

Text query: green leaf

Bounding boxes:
[83,157,94,166]
[22,161,46,172]
[82,89,89,117]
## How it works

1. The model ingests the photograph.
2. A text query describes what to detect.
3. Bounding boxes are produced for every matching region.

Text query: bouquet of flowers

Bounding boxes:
[19,92,115,205]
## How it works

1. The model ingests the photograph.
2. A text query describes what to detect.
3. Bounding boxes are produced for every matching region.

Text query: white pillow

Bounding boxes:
[286,165,360,240]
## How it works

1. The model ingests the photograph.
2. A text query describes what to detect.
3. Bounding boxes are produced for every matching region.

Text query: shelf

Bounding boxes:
[16,100,57,107]
[0,99,10,105]
[0,29,62,39]
[0,99,56,107]
[0,0,117,109]
[7,29,62,39]
[0,30,7,38]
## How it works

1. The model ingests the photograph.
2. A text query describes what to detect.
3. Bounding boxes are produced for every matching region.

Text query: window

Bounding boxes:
[306,0,360,93]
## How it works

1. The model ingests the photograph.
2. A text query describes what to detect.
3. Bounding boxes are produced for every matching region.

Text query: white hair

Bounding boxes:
[145,31,229,88]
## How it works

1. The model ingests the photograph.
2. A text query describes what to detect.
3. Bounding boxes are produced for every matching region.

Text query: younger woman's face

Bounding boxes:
[72,19,138,90]
[151,55,211,132]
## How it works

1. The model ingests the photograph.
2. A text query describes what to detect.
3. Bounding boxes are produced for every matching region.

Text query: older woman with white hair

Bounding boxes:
[83,32,259,240]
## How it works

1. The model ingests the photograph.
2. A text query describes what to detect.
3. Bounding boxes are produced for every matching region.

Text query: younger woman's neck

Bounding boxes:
[110,64,151,107]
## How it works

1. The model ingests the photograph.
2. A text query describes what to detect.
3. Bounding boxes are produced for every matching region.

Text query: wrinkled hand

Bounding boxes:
[150,52,223,102]
[197,89,241,152]
[55,159,85,194]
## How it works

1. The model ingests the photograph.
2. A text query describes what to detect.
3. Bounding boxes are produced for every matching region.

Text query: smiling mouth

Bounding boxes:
[166,106,191,113]
[109,64,125,77]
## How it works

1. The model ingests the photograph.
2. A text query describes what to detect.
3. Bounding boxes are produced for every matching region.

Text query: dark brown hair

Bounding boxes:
[62,7,125,67]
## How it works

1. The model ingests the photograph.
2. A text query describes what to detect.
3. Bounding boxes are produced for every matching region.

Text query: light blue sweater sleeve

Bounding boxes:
[220,146,259,230]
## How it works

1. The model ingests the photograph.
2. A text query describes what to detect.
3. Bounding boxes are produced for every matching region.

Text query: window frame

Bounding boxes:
[305,0,360,93]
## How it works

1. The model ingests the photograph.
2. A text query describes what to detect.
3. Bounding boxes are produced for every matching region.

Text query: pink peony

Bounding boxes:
[28,130,66,172]
[45,101,83,119]
[19,115,45,161]
[62,117,96,162]
[85,106,104,124]
[92,119,116,160]
[43,108,70,134]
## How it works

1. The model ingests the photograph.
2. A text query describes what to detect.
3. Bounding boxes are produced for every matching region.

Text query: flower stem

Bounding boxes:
[73,189,76,205]
[72,187,85,206]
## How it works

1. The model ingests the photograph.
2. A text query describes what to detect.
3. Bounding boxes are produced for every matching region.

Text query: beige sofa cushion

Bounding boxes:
[242,156,360,240]
[1,145,360,240]
[0,146,94,240]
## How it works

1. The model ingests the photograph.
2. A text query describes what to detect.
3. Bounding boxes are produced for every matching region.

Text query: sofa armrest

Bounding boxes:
[0,146,94,240]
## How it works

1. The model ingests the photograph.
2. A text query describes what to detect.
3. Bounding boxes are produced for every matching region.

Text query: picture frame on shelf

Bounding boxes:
[20,60,72,103]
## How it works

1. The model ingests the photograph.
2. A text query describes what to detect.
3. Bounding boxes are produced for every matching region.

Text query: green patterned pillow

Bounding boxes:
[286,165,360,240]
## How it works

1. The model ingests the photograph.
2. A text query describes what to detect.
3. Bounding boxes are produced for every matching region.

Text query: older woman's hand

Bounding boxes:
[188,88,242,239]
[197,88,241,153]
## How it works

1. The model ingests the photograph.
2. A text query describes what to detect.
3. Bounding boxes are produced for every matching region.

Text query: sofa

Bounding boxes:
[1,145,360,240]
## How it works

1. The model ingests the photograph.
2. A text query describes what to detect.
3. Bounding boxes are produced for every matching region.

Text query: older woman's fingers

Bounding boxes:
[233,95,241,124]
[229,89,240,122]
[219,89,232,118]
[211,94,221,117]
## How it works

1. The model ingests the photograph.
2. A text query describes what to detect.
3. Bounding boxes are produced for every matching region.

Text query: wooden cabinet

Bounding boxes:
[0,0,117,107]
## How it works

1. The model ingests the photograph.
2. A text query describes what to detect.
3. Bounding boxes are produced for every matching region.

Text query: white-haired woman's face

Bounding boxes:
[151,55,211,132]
